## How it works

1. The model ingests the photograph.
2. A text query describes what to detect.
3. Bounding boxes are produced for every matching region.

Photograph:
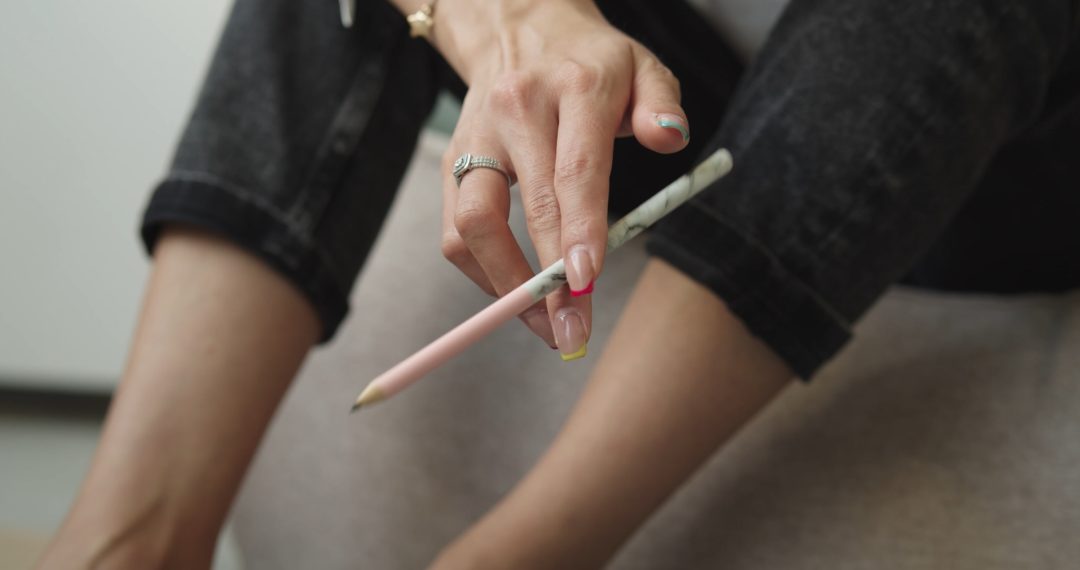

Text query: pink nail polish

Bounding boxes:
[570,280,594,297]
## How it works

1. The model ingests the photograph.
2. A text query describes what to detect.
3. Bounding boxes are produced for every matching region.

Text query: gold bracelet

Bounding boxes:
[339,1,437,35]
[406,1,438,39]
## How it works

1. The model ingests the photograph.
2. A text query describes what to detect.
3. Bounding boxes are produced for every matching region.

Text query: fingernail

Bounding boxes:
[571,281,594,297]
[554,308,588,361]
[561,344,587,361]
[566,245,595,296]
[655,113,690,142]
[521,308,557,349]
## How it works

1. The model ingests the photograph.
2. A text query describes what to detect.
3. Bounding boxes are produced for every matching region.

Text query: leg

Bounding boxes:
[433,260,791,569]
[39,0,446,566]
[39,228,318,568]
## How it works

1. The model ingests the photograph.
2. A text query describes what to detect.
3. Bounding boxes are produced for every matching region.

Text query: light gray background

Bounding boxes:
[0,0,230,390]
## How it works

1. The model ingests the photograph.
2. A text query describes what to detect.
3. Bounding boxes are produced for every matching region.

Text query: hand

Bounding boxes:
[430,0,691,357]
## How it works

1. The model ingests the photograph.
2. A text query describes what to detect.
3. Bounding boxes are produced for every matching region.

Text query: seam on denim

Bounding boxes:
[682,198,853,331]
[290,56,387,230]
[292,33,418,233]
[163,170,337,272]
[168,170,303,238]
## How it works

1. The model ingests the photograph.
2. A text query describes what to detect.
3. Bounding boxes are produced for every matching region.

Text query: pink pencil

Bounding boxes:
[351,149,733,411]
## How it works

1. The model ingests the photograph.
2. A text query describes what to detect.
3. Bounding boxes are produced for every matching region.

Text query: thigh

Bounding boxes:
[142,0,445,340]
[903,42,1080,294]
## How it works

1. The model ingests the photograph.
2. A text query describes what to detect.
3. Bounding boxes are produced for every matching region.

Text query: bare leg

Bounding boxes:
[37,226,319,569]
[433,259,793,568]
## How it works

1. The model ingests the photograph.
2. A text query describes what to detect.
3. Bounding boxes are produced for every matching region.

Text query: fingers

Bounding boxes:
[513,145,587,358]
[628,45,691,154]
[442,85,560,348]
[452,159,521,295]
[440,157,497,297]
[542,54,633,359]
[487,71,598,360]
[442,149,559,349]
[502,101,594,361]
[516,143,593,362]
[524,63,623,360]
[453,152,560,349]
[555,93,616,298]
[440,41,680,361]
[543,98,614,361]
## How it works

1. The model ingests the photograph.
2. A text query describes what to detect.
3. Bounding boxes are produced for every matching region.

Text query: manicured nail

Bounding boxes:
[571,281,594,297]
[521,308,557,349]
[655,113,690,142]
[566,245,595,296]
[554,308,588,361]
[560,345,587,361]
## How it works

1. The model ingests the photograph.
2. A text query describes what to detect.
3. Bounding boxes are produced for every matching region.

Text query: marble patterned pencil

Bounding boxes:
[351,148,733,411]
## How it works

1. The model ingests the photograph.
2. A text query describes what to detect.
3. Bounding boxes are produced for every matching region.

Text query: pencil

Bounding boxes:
[351,148,734,412]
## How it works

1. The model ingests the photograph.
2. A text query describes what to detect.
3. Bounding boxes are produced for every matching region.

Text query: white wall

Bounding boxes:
[0,1,231,391]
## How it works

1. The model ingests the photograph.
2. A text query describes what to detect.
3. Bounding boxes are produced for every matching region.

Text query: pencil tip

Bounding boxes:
[349,385,386,414]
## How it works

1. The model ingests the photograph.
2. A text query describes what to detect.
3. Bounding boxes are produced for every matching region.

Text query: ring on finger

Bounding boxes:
[452,153,513,188]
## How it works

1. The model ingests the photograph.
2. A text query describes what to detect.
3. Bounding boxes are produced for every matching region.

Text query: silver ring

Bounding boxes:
[452,153,513,188]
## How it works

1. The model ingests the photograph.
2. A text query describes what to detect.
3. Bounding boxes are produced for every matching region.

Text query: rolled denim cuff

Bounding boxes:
[142,177,349,342]
[647,203,851,380]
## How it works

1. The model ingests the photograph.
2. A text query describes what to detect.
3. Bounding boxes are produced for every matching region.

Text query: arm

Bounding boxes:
[37,227,319,568]
[433,259,792,568]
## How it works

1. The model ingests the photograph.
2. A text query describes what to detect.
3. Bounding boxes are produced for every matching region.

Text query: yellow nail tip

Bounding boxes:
[560,345,588,362]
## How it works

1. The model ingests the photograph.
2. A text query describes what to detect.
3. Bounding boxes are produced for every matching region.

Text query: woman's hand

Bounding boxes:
[423,0,691,356]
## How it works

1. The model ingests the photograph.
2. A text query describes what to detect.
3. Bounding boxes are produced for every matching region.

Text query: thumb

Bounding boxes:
[627,46,690,154]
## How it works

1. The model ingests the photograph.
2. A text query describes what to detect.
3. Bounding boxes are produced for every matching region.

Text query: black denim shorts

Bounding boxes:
[143,0,1080,379]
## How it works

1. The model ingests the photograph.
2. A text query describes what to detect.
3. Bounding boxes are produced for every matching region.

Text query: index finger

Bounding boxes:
[554,93,618,296]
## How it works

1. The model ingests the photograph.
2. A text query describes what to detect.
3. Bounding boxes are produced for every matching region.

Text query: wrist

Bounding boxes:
[417,0,604,83]
[41,509,214,570]
[41,460,220,569]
